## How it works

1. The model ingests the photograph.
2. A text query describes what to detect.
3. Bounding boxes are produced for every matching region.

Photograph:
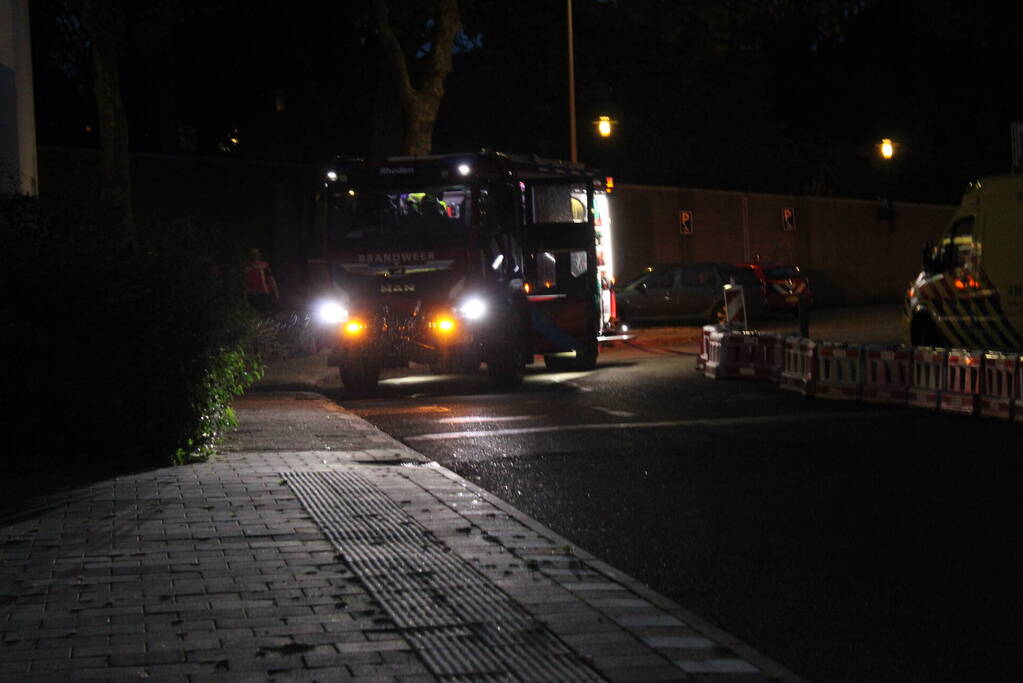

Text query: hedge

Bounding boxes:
[0,194,263,474]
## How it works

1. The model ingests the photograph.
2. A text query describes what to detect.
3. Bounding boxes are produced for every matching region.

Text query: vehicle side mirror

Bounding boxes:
[922,240,946,273]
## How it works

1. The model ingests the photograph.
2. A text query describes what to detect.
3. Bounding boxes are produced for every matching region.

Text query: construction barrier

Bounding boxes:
[979,352,1017,420]
[861,345,912,405]
[779,336,817,396]
[907,347,946,410]
[753,333,784,382]
[723,284,747,329]
[1015,355,1023,424]
[696,325,719,372]
[704,329,760,380]
[940,348,983,416]
[815,343,864,401]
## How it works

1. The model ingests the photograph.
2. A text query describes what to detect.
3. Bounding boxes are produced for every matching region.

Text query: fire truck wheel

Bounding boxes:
[339,362,380,397]
[544,340,598,372]
[487,343,524,388]
[574,337,599,370]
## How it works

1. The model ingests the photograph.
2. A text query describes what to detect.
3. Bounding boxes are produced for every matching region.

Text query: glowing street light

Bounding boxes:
[880,138,895,160]
[595,115,617,138]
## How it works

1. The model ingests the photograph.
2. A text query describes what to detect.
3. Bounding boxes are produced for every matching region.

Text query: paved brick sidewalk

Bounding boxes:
[0,392,804,682]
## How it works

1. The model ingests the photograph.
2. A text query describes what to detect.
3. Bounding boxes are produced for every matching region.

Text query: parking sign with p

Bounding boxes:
[679,209,694,235]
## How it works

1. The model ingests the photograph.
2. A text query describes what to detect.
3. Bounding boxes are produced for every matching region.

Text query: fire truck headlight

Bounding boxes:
[316,300,348,324]
[459,297,487,320]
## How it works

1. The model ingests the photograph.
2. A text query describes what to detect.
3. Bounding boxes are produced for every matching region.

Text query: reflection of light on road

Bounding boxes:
[354,405,451,416]
[380,376,449,386]
[531,371,589,383]
[405,410,898,442]
[437,415,536,424]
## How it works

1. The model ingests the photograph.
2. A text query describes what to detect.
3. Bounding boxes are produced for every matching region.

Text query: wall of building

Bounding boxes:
[610,184,956,306]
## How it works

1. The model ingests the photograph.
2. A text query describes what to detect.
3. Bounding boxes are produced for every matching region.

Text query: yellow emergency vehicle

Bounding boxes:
[904,174,1023,349]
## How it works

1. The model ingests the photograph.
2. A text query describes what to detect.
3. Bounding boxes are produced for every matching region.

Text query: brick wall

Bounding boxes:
[610,184,955,306]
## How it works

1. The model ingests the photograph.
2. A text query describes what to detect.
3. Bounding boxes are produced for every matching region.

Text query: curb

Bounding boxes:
[331,394,808,682]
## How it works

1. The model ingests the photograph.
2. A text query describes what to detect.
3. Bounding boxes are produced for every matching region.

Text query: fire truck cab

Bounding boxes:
[310,151,616,395]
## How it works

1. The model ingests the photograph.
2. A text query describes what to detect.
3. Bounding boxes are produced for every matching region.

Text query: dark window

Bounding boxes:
[680,266,717,286]
[945,217,975,267]
[643,269,676,289]
[762,266,800,279]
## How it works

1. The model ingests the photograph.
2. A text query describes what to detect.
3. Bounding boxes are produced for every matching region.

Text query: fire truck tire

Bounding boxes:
[544,339,598,372]
[487,343,524,388]
[340,362,380,397]
[574,337,599,370]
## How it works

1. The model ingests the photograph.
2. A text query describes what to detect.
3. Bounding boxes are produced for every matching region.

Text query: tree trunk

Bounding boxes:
[372,0,461,157]
[80,0,133,241]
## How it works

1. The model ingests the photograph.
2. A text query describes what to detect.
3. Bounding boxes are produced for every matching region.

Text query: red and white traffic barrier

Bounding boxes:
[1015,355,1023,425]
[704,329,760,380]
[940,348,983,416]
[723,284,747,330]
[907,346,946,410]
[815,342,864,401]
[696,324,720,373]
[779,336,817,396]
[980,352,1017,420]
[861,345,912,406]
[753,332,784,383]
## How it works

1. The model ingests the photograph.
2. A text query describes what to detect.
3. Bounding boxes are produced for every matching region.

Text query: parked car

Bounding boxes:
[615,263,766,324]
[736,263,813,315]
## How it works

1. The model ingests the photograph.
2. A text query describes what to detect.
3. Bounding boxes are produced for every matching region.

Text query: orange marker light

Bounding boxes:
[524,283,531,293]
[344,321,366,335]
[430,317,456,333]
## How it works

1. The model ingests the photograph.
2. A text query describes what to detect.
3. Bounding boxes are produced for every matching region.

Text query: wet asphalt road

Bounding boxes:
[326,317,1023,682]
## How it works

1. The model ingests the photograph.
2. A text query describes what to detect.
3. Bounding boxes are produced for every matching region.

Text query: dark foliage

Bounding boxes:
[0,194,263,475]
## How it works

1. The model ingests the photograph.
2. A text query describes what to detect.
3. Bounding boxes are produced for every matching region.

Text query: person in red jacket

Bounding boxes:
[245,248,279,311]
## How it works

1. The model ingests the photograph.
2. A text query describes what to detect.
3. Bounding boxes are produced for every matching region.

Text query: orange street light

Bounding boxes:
[595,115,617,138]
[880,138,895,160]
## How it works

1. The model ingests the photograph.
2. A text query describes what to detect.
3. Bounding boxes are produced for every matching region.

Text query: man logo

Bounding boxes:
[381,283,415,294]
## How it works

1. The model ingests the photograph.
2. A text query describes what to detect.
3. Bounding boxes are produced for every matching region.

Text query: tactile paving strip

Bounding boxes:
[286,470,601,681]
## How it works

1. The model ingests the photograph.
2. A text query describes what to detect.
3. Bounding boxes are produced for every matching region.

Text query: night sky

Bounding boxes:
[29,0,1023,205]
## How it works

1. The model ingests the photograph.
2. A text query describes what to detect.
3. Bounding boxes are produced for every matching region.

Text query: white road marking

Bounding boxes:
[593,407,636,418]
[404,410,896,442]
[436,415,538,424]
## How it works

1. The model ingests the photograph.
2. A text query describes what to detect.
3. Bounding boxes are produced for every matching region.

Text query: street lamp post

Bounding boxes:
[567,0,577,163]
[878,138,896,229]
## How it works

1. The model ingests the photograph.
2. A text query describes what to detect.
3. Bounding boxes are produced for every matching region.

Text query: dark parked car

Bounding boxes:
[736,263,813,315]
[615,263,766,324]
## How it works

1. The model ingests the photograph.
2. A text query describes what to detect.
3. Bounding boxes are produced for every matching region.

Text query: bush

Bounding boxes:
[0,194,263,474]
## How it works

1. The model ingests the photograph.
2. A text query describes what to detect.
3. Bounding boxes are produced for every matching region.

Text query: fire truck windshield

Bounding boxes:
[327,185,471,250]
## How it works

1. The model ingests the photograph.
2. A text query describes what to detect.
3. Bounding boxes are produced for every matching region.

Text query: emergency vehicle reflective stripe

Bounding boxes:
[920,278,982,348]
[918,273,1023,349]
[971,295,1019,349]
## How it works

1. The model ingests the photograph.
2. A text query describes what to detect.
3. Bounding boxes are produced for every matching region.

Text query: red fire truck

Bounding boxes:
[309,151,618,395]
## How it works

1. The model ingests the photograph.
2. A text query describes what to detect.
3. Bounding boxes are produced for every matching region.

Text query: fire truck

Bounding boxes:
[309,151,618,395]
